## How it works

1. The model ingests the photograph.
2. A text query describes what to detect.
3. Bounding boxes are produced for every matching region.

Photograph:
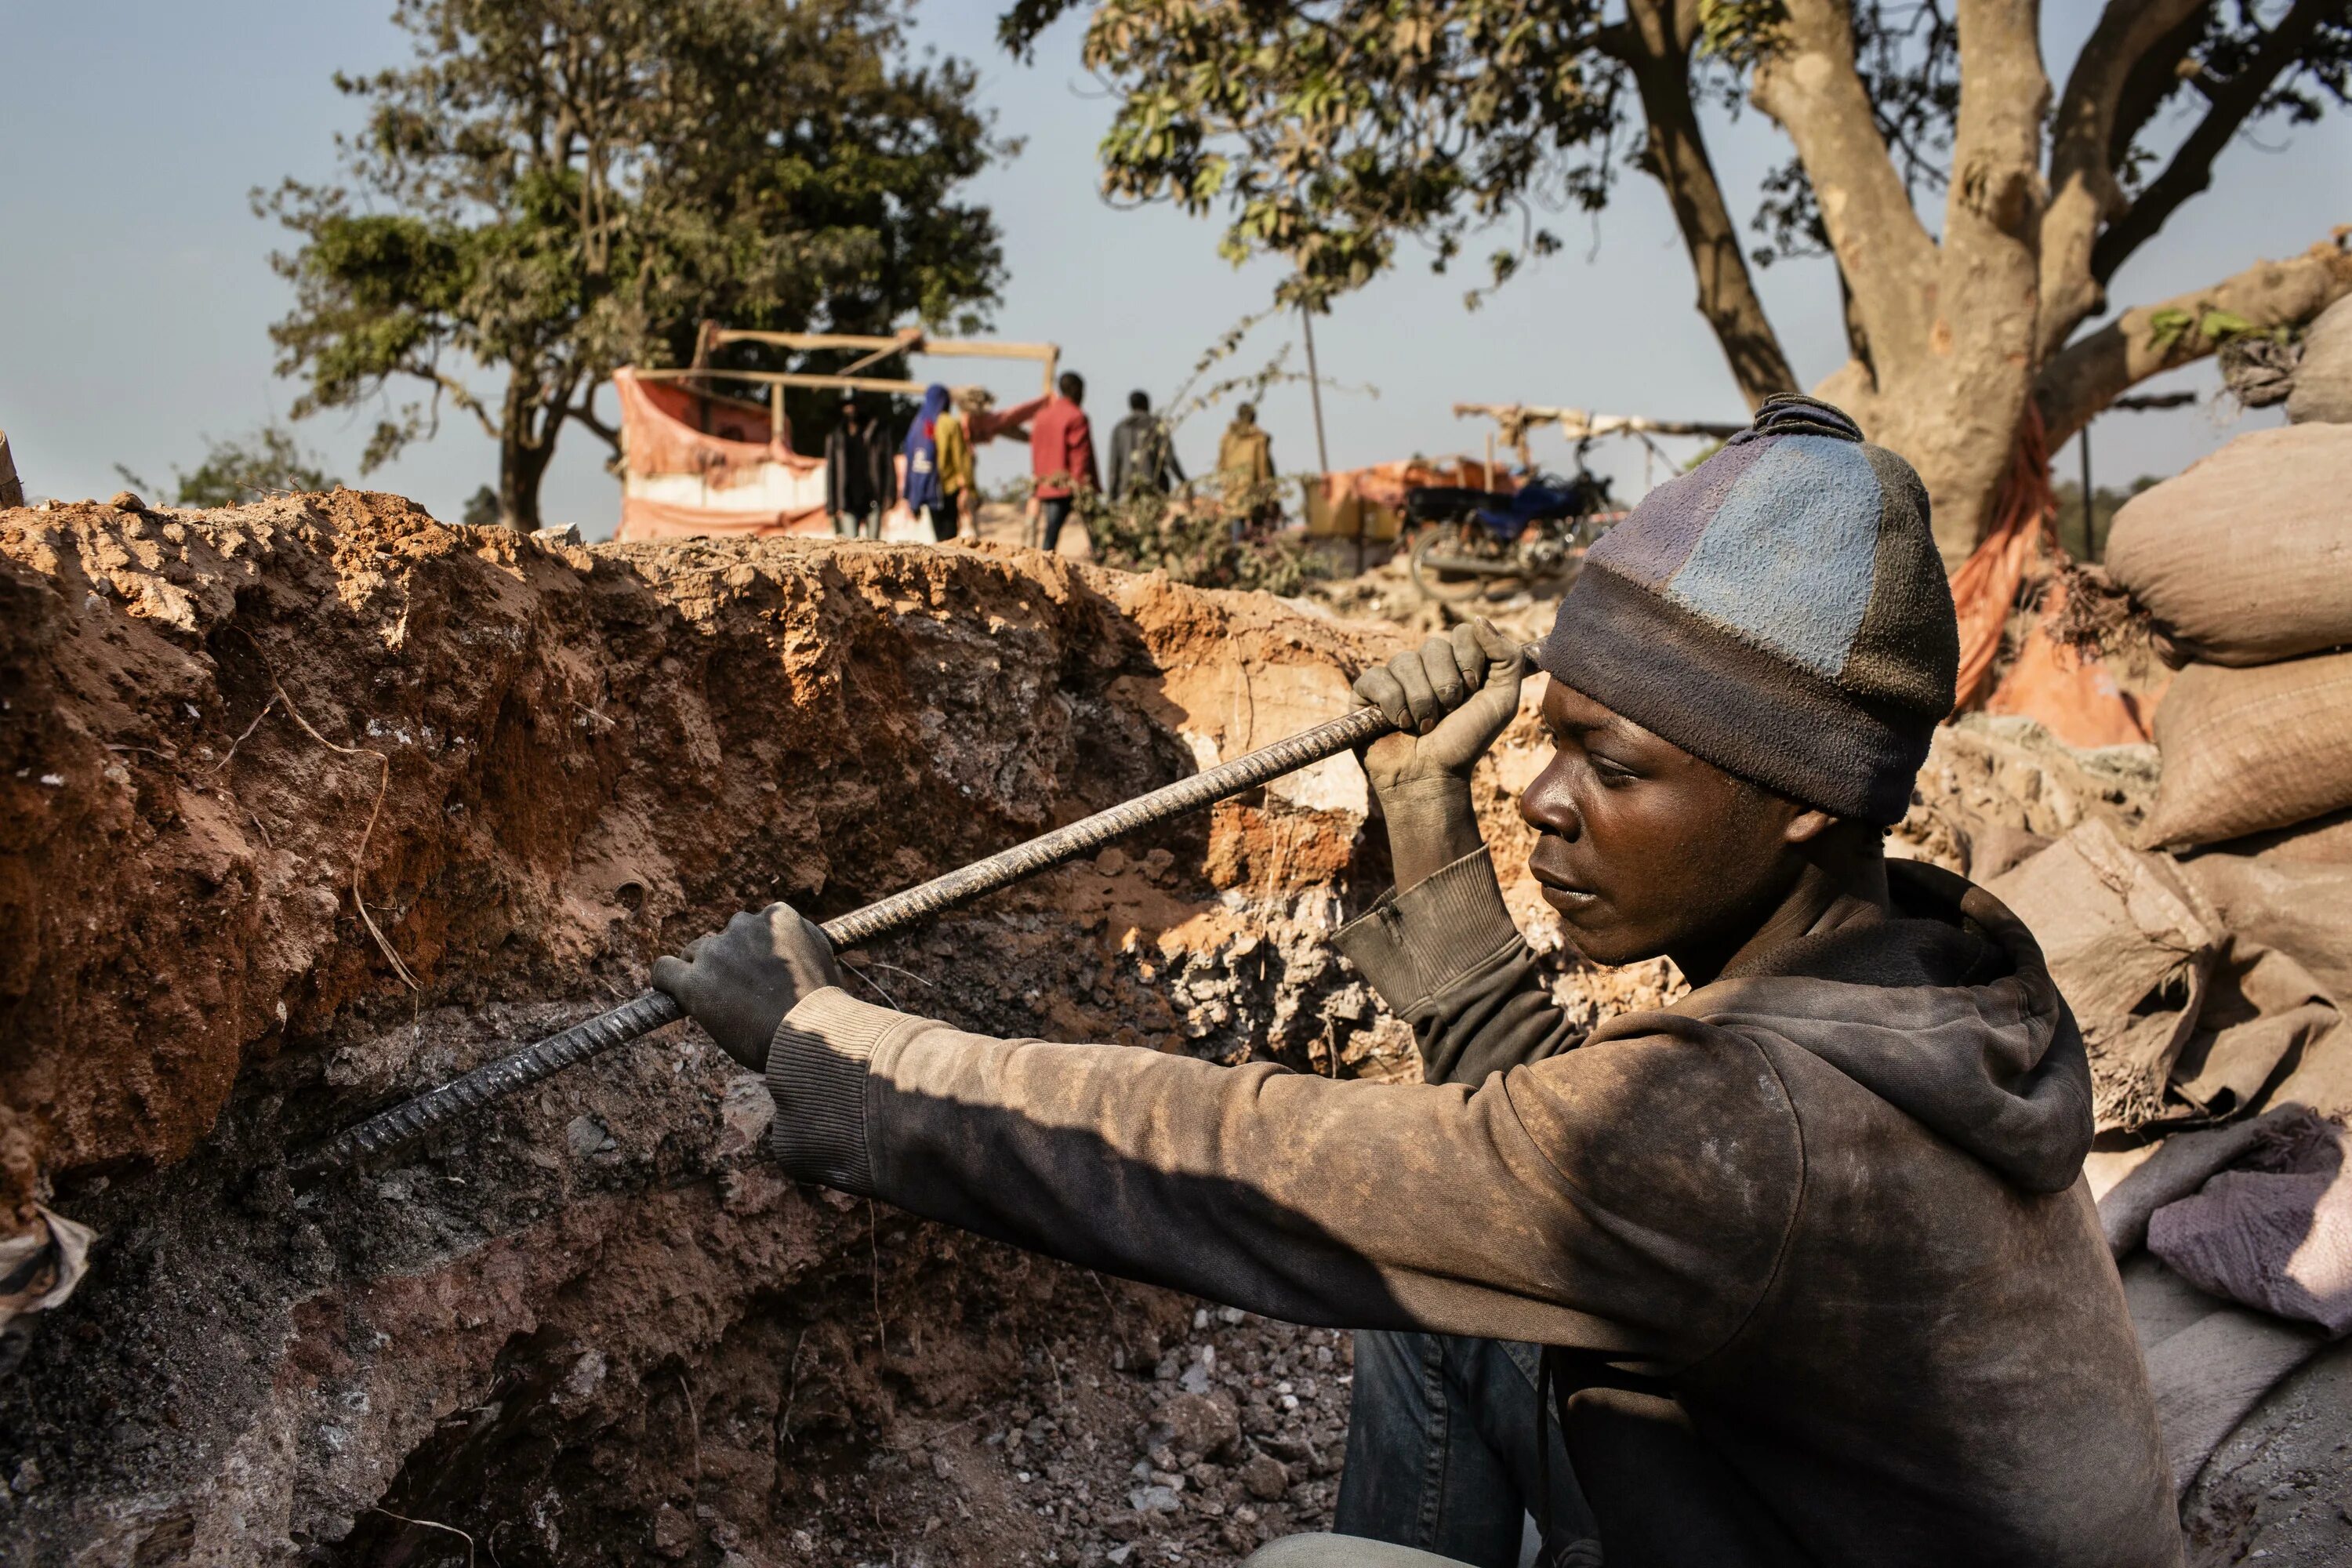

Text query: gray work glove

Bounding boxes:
[651,904,844,1071]
[1351,619,1529,888]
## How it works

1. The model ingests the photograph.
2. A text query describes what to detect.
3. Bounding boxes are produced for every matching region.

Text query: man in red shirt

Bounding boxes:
[1029,371,1098,553]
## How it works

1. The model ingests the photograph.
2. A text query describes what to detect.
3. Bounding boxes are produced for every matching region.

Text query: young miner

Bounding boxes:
[655,397,2179,1567]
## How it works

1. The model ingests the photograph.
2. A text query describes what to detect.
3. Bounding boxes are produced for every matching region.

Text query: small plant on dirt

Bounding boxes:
[1080,480,1327,598]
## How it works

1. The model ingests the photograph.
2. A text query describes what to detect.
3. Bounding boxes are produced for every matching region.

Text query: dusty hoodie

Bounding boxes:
[760,853,2181,1566]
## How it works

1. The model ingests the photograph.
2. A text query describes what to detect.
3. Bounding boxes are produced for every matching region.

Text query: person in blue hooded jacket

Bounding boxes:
[901,384,956,543]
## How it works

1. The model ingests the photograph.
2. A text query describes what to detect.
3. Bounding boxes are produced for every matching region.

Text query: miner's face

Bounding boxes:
[1518,680,1813,968]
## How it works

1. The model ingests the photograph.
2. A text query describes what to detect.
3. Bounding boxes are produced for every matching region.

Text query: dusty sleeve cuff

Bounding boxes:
[1333,847,1523,1013]
[764,987,922,1192]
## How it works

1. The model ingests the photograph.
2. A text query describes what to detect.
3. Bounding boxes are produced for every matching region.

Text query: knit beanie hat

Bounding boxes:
[1538,394,1957,826]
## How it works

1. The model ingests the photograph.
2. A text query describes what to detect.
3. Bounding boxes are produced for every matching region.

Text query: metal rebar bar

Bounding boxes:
[289,702,1396,1178]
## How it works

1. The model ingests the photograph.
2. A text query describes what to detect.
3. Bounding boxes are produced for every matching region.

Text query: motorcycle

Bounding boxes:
[1405,466,1617,602]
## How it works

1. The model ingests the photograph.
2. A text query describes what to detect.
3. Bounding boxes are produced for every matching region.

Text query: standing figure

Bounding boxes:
[1218,401,1279,536]
[901,384,957,543]
[935,390,982,542]
[825,397,895,539]
[1108,390,1185,499]
[1029,371,1098,554]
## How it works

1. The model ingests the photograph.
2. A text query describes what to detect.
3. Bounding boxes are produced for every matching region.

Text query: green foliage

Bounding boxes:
[1004,1,2351,312]
[1080,479,1326,598]
[114,426,341,508]
[2146,305,2282,356]
[1004,1,1621,312]
[461,485,500,528]
[262,0,1007,526]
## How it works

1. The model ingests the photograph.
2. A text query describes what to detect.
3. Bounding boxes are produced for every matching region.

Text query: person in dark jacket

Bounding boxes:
[1107,390,1185,499]
[653,396,2180,1568]
[825,396,895,538]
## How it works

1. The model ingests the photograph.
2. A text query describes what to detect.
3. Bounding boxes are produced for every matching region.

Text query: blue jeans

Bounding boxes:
[1337,1330,1598,1568]
[1040,495,1076,552]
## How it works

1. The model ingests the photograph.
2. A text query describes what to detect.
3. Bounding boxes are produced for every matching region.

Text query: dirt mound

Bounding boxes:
[2,494,1667,1566]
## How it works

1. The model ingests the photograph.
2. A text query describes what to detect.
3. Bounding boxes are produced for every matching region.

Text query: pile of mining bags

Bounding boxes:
[1990,414,2352,1506]
[2106,421,2352,854]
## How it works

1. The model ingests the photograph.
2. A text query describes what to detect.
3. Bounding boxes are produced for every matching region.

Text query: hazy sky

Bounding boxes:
[4,2,2347,536]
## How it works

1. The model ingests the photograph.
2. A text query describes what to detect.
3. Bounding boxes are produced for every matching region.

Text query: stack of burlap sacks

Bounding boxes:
[1986,305,2352,1522]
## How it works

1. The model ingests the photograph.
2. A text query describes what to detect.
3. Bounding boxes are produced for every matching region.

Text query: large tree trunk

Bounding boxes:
[1878,0,2052,568]
[497,372,558,532]
[1758,0,2050,568]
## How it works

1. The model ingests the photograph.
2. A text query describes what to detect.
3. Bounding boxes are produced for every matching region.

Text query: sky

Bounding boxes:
[3,2,2347,538]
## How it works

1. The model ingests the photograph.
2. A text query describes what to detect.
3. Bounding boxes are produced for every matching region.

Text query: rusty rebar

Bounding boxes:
[290,703,1394,1177]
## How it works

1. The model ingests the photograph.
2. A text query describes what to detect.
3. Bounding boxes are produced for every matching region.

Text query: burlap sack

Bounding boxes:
[2286,292,2352,426]
[2103,423,2352,666]
[2141,652,2352,849]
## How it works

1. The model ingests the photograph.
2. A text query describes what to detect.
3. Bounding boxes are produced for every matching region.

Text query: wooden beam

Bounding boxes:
[1452,403,1748,443]
[632,366,945,397]
[911,338,1058,362]
[704,328,1060,365]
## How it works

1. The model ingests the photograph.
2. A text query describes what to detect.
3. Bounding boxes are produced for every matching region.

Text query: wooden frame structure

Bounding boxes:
[634,326,1062,444]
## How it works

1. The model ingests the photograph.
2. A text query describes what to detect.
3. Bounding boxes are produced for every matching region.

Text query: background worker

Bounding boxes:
[899,383,957,543]
[1108,388,1185,499]
[1217,401,1279,535]
[935,390,982,541]
[654,397,2179,1568]
[823,396,895,539]
[1028,370,1098,553]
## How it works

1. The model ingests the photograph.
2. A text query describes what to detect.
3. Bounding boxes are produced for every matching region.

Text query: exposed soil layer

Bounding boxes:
[0,495,1659,1566]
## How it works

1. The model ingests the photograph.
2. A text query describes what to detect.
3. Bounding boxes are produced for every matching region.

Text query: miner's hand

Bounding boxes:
[1351,619,1528,890]
[652,904,844,1071]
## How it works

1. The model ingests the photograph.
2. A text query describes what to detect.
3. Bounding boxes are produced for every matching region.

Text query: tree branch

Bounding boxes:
[408,360,502,445]
[568,393,620,455]
[1602,2,1798,406]
[2093,0,2347,286]
[2035,237,2352,449]
[2038,0,2207,359]
[1751,0,1941,372]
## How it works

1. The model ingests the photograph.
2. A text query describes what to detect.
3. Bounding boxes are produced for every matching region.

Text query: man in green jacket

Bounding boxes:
[655,395,2180,1566]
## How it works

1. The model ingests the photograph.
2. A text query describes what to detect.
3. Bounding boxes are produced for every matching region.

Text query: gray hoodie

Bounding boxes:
[761,852,2180,1566]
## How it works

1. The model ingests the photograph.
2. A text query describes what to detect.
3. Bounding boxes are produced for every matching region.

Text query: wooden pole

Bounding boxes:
[0,429,21,509]
[2077,422,2095,561]
[771,383,786,446]
[1300,306,1332,476]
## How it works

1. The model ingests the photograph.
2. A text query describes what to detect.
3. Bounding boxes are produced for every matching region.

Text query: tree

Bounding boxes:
[264,0,1006,531]
[1003,1,2352,563]
[115,425,342,508]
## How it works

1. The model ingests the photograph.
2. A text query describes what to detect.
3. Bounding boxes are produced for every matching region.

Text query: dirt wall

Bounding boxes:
[1,495,1635,1566]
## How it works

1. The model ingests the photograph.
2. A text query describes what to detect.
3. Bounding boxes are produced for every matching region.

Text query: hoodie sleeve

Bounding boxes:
[1334,848,1584,1086]
[764,987,1802,1369]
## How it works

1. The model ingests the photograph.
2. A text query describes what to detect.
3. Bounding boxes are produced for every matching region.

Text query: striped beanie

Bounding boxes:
[1539,394,1957,825]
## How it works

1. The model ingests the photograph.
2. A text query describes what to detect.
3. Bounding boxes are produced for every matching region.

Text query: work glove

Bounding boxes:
[1351,619,1528,888]
[651,904,844,1072]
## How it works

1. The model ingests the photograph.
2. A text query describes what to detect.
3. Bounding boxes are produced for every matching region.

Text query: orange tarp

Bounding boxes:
[614,368,820,488]
[1948,405,2153,746]
[618,495,833,540]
